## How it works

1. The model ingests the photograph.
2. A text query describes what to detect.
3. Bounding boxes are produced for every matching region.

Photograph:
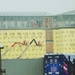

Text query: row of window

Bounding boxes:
[45,59,58,64]
[53,21,75,27]
[0,18,52,29]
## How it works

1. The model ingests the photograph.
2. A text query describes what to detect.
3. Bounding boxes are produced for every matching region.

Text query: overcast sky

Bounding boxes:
[0,0,75,15]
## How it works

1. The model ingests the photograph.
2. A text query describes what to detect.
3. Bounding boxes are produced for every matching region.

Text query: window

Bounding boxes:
[54,59,58,64]
[50,59,53,64]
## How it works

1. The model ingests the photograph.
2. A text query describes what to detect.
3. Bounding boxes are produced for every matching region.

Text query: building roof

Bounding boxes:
[0,11,52,16]
[61,10,75,15]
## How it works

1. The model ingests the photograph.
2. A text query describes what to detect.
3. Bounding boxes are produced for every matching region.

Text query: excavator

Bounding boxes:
[1,39,42,59]
[1,39,42,75]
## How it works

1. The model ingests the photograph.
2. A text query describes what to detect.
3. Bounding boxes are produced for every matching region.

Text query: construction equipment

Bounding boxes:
[44,54,75,75]
[1,39,42,58]
[17,39,40,59]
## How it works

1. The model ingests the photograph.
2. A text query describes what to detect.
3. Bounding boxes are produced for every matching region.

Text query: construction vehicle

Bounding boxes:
[0,39,42,75]
[1,39,42,59]
[44,54,75,75]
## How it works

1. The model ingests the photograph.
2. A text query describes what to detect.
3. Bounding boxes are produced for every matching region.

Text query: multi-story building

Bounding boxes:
[0,10,75,59]
[0,12,53,59]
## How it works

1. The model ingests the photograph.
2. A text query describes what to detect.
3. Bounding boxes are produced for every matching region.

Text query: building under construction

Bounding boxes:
[0,10,75,75]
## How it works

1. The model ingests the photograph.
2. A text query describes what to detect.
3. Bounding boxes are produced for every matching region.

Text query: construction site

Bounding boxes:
[0,10,75,75]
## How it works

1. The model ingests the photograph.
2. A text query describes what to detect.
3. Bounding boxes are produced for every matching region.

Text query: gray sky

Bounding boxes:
[0,0,75,15]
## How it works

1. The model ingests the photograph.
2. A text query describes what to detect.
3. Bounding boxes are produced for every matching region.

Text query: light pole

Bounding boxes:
[0,43,4,75]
